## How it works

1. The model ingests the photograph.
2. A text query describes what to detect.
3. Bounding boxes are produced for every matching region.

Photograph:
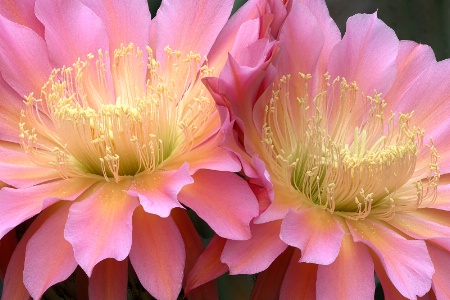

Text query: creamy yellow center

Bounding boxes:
[261,73,439,220]
[19,44,217,181]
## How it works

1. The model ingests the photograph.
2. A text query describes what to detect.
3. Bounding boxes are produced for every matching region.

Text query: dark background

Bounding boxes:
[148,0,450,61]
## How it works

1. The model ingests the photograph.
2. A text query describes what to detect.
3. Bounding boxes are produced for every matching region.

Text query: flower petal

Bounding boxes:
[277,1,324,79]
[0,0,44,36]
[35,0,109,67]
[328,12,399,96]
[348,218,434,299]
[385,41,437,111]
[80,0,151,51]
[279,250,317,300]
[163,131,241,174]
[0,74,25,143]
[89,258,128,300]
[185,235,228,294]
[171,208,219,298]
[1,205,58,300]
[178,169,259,240]
[64,180,139,276]
[221,221,287,274]
[388,209,450,239]
[129,207,185,300]
[0,178,95,239]
[280,208,345,265]
[154,0,233,60]
[24,203,77,300]
[251,247,294,300]
[316,234,375,299]
[0,13,51,96]
[126,163,193,218]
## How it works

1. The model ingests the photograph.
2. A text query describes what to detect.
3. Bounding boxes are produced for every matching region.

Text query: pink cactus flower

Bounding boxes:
[0,0,270,298]
[188,0,450,299]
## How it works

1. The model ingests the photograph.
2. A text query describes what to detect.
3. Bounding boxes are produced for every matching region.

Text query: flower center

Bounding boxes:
[261,73,439,220]
[19,44,216,181]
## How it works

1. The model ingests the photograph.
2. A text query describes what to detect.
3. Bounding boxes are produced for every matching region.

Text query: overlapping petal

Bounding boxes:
[64,180,139,276]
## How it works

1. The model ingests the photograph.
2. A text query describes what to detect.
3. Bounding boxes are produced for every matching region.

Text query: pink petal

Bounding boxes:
[171,208,219,298]
[24,203,77,300]
[277,1,324,79]
[297,0,341,75]
[0,70,24,143]
[64,180,139,276]
[35,0,109,67]
[328,12,399,96]
[1,205,58,300]
[185,235,228,294]
[385,41,437,111]
[280,250,317,300]
[154,0,233,61]
[0,13,51,96]
[348,218,434,299]
[0,0,44,36]
[89,258,128,300]
[431,181,450,210]
[373,255,408,300]
[396,59,450,174]
[427,240,450,299]
[251,247,295,300]
[129,207,185,300]
[0,141,61,188]
[316,234,375,299]
[254,182,299,224]
[126,163,193,217]
[221,221,287,274]
[163,131,241,174]
[178,170,259,240]
[79,0,151,51]
[388,209,450,239]
[0,178,95,239]
[208,0,285,72]
[280,208,345,265]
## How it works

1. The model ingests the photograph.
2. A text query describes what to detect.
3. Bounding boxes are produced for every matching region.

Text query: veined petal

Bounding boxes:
[328,12,399,96]
[221,221,287,274]
[385,41,437,111]
[129,207,185,300]
[80,0,151,51]
[280,208,345,265]
[0,13,51,96]
[154,0,233,62]
[0,178,95,239]
[185,235,228,294]
[24,203,77,300]
[0,0,44,36]
[348,219,434,299]
[316,234,375,299]
[178,170,259,240]
[89,258,128,300]
[279,250,317,300]
[127,163,193,218]
[372,255,408,300]
[35,0,109,67]
[277,1,324,80]
[64,180,139,276]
